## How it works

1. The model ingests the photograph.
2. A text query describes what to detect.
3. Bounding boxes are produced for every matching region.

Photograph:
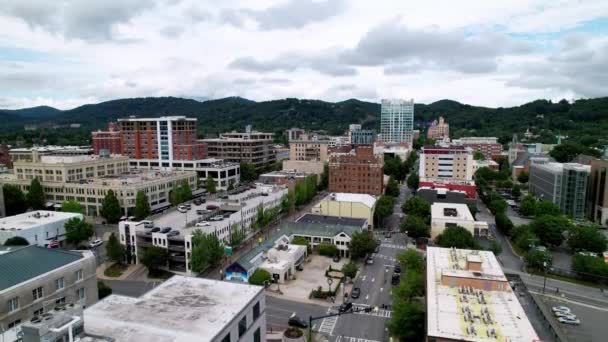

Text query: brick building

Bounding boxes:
[329,146,383,195]
[0,144,11,168]
[451,137,502,160]
[92,122,121,155]
[427,116,449,140]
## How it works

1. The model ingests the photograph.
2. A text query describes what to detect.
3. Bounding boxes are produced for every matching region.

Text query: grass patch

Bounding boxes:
[148,269,175,280]
[104,263,128,278]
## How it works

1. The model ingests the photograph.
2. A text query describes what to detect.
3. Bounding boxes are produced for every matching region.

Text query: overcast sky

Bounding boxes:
[0,0,607,109]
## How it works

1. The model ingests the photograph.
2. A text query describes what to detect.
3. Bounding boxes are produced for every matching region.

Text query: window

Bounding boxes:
[34,307,43,316]
[253,302,260,320]
[221,333,231,342]
[55,277,65,290]
[75,269,83,282]
[77,288,85,301]
[32,286,43,301]
[238,316,247,337]
[8,297,19,312]
[55,297,66,305]
[8,319,21,329]
[254,328,261,342]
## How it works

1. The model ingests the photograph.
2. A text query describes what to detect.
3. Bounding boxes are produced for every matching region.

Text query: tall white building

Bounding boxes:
[380,99,415,144]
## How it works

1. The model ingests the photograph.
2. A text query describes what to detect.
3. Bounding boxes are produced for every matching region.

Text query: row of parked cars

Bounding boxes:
[552,305,581,325]
[142,220,180,237]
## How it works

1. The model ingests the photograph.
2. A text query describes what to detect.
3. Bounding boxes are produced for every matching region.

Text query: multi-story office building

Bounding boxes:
[529,161,590,218]
[119,185,287,274]
[91,122,121,155]
[350,129,374,145]
[289,134,330,162]
[0,153,196,216]
[0,211,83,248]
[426,247,538,342]
[380,98,415,145]
[0,245,98,333]
[427,116,450,140]
[587,158,608,226]
[9,146,92,163]
[203,129,276,170]
[84,275,266,342]
[420,145,474,182]
[329,146,383,195]
[116,116,207,164]
[452,137,502,160]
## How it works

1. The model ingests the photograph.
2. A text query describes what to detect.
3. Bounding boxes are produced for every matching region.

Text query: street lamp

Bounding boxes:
[542,261,547,294]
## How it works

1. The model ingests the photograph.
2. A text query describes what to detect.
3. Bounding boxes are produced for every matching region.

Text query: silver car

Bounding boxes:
[558,317,580,325]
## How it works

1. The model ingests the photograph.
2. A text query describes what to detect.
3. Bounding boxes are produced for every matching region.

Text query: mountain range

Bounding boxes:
[1,96,607,146]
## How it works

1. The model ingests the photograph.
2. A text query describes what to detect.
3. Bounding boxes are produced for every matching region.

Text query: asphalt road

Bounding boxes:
[382,184,411,232]
[102,279,162,297]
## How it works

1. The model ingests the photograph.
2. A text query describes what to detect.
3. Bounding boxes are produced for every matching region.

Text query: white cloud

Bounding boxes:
[0,0,606,109]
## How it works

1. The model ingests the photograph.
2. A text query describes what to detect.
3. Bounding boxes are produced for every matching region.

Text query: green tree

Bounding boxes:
[567,226,607,254]
[281,188,295,214]
[530,215,572,247]
[190,229,224,273]
[535,200,561,216]
[525,249,552,271]
[349,231,378,259]
[206,177,217,194]
[435,226,478,249]
[319,163,329,190]
[64,218,94,245]
[178,180,193,202]
[240,162,257,182]
[291,236,310,251]
[98,281,112,300]
[490,241,503,255]
[473,150,485,160]
[141,246,169,273]
[387,299,425,341]
[401,196,430,219]
[396,249,424,272]
[227,180,235,191]
[26,178,45,210]
[495,212,514,236]
[400,215,430,239]
[374,195,395,226]
[511,184,521,199]
[468,203,478,219]
[385,176,400,197]
[100,190,122,224]
[393,271,425,299]
[317,242,338,257]
[406,173,419,190]
[61,200,83,214]
[488,198,508,215]
[572,254,608,282]
[342,261,359,279]
[517,171,529,183]
[512,225,538,251]
[106,233,125,264]
[4,236,29,246]
[133,191,150,221]
[520,194,537,216]
[3,184,27,216]
[549,142,585,162]
[249,268,272,285]
[229,225,246,247]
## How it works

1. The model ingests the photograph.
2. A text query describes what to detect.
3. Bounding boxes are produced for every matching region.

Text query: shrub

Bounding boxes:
[317,242,338,257]
[249,269,272,286]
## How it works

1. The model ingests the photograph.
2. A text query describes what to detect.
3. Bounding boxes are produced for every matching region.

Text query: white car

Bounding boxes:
[552,306,571,314]
[89,239,103,248]
[196,221,210,227]
[558,317,580,325]
[554,311,576,319]
[177,205,189,213]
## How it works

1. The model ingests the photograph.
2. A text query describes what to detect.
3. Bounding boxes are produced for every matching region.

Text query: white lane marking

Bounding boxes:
[365,295,369,301]
[380,287,383,292]
[371,277,375,283]
[528,290,608,311]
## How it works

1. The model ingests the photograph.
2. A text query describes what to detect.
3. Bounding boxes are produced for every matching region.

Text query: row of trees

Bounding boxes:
[400,196,431,239]
[2,179,45,216]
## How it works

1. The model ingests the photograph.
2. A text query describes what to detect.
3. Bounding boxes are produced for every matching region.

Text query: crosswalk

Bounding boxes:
[318,315,339,335]
[352,304,392,318]
[381,243,407,250]
[334,336,380,342]
[372,253,396,263]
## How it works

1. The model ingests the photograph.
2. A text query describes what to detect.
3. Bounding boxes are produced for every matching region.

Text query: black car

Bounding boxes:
[288,315,308,328]
[193,199,202,205]
[150,227,161,233]
[160,227,172,233]
[339,302,353,313]
[391,274,401,285]
[394,264,401,274]
[351,287,361,299]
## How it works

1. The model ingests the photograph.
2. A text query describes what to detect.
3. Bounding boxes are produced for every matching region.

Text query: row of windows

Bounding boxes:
[7,270,84,313]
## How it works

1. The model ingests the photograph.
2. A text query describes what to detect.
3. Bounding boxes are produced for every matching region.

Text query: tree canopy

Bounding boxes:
[64,218,94,245]
[519,195,537,217]
[401,196,430,218]
[249,268,272,285]
[106,233,125,264]
[435,226,478,249]
[190,229,224,273]
[530,215,573,247]
[134,191,150,221]
[61,200,83,214]
[26,178,45,210]
[349,231,378,259]
[567,226,607,254]
[205,176,217,194]
[396,249,424,273]
[406,173,419,191]
[385,176,400,197]
[4,236,29,246]
[240,162,257,182]
[374,195,395,225]
[141,246,169,273]
[100,190,122,223]
[400,215,430,239]
[3,184,27,216]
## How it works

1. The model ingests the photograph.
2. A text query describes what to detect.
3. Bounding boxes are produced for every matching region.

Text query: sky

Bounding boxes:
[0,0,607,110]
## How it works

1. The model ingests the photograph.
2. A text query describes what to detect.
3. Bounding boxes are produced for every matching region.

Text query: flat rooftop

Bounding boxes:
[431,203,475,221]
[532,162,590,174]
[37,155,128,164]
[297,213,368,227]
[77,170,195,187]
[84,276,263,342]
[117,116,196,122]
[0,211,82,230]
[426,247,538,342]
[322,192,377,208]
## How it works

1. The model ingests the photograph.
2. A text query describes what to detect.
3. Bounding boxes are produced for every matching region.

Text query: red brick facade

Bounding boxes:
[463,143,502,160]
[419,180,477,199]
[0,144,11,168]
[329,146,384,195]
[92,122,121,155]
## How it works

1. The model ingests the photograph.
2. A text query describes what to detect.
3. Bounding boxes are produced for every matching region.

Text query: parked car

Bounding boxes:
[366,256,374,265]
[89,239,103,248]
[140,220,153,225]
[339,302,353,313]
[552,306,571,314]
[211,216,224,221]
[391,274,401,285]
[177,205,188,213]
[394,264,401,274]
[288,314,308,328]
[196,221,211,227]
[150,227,161,233]
[143,223,154,229]
[206,204,219,210]
[166,231,180,237]
[558,317,580,325]
[196,209,209,215]
[160,227,172,233]
[333,255,341,262]
[183,204,192,209]
[554,311,577,319]
[351,287,361,299]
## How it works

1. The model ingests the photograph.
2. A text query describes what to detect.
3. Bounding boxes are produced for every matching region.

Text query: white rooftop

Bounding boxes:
[426,247,538,342]
[431,203,475,221]
[325,193,377,208]
[38,155,127,164]
[84,276,263,342]
[533,161,590,174]
[0,211,82,230]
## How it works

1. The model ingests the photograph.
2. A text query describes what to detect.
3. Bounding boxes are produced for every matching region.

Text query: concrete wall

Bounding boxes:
[0,251,98,331]
[0,213,83,247]
[312,200,373,228]
[212,289,266,342]
[282,160,325,175]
